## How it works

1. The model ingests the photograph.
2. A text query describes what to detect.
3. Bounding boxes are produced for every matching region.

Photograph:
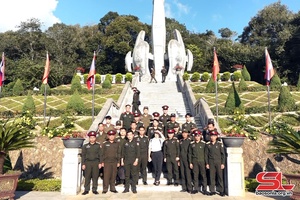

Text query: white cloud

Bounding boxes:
[173,0,189,16]
[165,2,174,19]
[0,0,60,33]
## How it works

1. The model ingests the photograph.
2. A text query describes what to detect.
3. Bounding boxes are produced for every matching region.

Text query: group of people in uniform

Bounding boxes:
[81,104,226,196]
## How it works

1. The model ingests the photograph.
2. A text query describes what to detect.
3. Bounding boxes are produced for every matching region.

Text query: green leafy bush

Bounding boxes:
[270,73,281,91]
[102,79,112,89]
[278,86,295,112]
[182,72,190,81]
[13,79,24,96]
[17,179,61,191]
[190,72,200,82]
[125,72,133,82]
[205,77,219,93]
[39,84,51,95]
[241,65,251,81]
[105,74,113,83]
[95,73,101,84]
[22,93,36,114]
[70,75,82,93]
[83,74,88,84]
[238,77,248,91]
[67,90,85,114]
[245,178,259,192]
[232,71,242,81]
[225,82,243,110]
[201,72,210,82]
[221,72,231,81]
[115,73,123,83]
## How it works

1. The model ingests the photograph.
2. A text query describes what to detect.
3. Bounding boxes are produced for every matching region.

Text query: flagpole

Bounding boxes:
[44,84,47,125]
[267,85,271,128]
[213,47,219,123]
[92,75,95,122]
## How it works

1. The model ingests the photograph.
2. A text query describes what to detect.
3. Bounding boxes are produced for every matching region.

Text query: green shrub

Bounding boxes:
[232,71,242,81]
[13,79,24,96]
[182,72,190,81]
[17,179,61,191]
[70,75,82,93]
[217,73,221,81]
[102,79,112,89]
[39,84,51,95]
[125,72,133,82]
[190,72,200,82]
[22,93,36,114]
[270,73,281,91]
[245,178,259,192]
[225,82,243,110]
[67,90,85,114]
[201,72,210,82]
[238,77,248,91]
[297,74,300,91]
[105,74,113,83]
[83,74,88,84]
[115,73,123,83]
[278,86,295,112]
[95,73,101,84]
[241,65,251,81]
[221,72,231,81]
[205,77,219,93]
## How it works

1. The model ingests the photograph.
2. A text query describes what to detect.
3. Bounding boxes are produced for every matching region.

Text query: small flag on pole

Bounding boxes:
[0,52,5,86]
[264,48,275,86]
[87,51,96,90]
[42,52,50,84]
[212,48,220,82]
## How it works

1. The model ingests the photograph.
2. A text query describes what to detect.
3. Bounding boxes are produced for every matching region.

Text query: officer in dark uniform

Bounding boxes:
[163,129,180,186]
[129,121,139,136]
[133,112,144,129]
[179,129,193,193]
[132,87,141,114]
[161,66,167,83]
[140,106,152,129]
[136,126,149,185]
[81,131,102,195]
[103,115,115,133]
[115,127,127,185]
[119,104,134,131]
[202,118,217,142]
[96,122,107,145]
[147,119,163,139]
[182,113,198,138]
[166,113,180,137]
[174,123,182,140]
[149,112,164,129]
[159,105,170,128]
[205,130,225,196]
[114,120,122,136]
[121,131,140,193]
[188,130,208,195]
[101,130,120,194]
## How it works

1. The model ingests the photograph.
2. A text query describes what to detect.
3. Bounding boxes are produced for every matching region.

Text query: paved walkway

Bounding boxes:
[15,191,291,200]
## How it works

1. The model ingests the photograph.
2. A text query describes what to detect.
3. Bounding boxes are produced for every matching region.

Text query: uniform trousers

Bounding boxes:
[180,158,192,191]
[192,161,207,191]
[124,162,138,191]
[139,151,148,182]
[208,161,224,193]
[84,161,99,192]
[103,162,117,192]
[151,151,163,182]
[166,156,179,183]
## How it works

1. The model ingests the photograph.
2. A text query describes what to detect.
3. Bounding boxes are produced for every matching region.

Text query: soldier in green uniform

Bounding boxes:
[129,121,139,136]
[202,119,217,142]
[161,66,167,83]
[119,104,134,131]
[149,112,164,130]
[103,115,115,133]
[179,129,193,193]
[188,130,208,195]
[96,122,107,145]
[181,113,198,137]
[133,112,144,129]
[101,130,120,194]
[147,119,163,139]
[163,129,180,186]
[159,105,170,128]
[140,106,152,130]
[132,87,141,114]
[115,127,127,185]
[166,113,180,137]
[174,123,182,140]
[205,130,225,196]
[121,131,140,193]
[81,131,102,195]
[136,126,149,185]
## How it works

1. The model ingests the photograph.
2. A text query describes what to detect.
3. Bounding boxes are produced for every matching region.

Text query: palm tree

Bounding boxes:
[0,121,35,174]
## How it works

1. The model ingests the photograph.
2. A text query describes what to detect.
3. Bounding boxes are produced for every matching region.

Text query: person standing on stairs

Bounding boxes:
[140,106,152,130]
[136,126,149,185]
[161,66,167,83]
[160,105,170,136]
[132,87,141,115]
[150,66,158,83]
[181,113,198,140]
[119,104,134,131]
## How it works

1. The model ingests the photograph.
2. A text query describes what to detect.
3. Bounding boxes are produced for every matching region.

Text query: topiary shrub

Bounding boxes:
[70,75,82,93]
[182,72,190,81]
[95,73,101,84]
[22,93,36,114]
[39,84,51,95]
[241,65,251,81]
[13,79,24,96]
[270,73,281,91]
[238,77,248,91]
[190,72,200,82]
[67,90,85,114]
[83,74,88,84]
[225,82,243,110]
[17,179,61,191]
[102,79,112,89]
[115,73,123,84]
[221,72,231,81]
[125,72,133,82]
[205,77,219,93]
[105,74,113,83]
[232,71,242,81]
[278,86,295,112]
[297,74,300,91]
[201,72,210,82]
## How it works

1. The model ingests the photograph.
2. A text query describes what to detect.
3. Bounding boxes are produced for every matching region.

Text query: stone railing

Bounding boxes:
[177,73,196,116]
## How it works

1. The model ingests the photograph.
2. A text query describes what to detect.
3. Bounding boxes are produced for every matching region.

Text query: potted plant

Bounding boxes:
[222,127,246,148]
[61,131,87,148]
[0,120,35,200]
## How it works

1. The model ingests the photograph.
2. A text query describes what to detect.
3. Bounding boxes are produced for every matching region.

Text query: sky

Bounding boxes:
[0,0,299,37]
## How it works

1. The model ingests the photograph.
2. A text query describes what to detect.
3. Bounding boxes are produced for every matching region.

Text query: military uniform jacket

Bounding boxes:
[136,136,149,154]
[101,141,121,163]
[163,137,179,159]
[115,136,127,148]
[161,68,167,76]
[188,140,206,164]
[96,131,107,145]
[181,122,197,133]
[122,139,140,164]
[82,142,101,165]
[140,114,152,128]
[179,138,191,160]
[159,114,170,126]
[136,121,144,129]
[129,129,139,137]
[119,112,134,130]
[132,90,140,104]
[204,141,225,165]
[166,121,180,130]
[147,126,163,139]
[104,124,115,133]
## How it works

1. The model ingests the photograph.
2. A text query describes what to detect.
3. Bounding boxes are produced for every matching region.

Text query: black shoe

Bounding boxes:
[110,190,118,193]
[143,181,148,185]
[154,181,160,186]
[202,191,209,195]
[180,189,187,192]
[219,192,225,196]
[167,181,173,185]
[210,192,216,195]
[187,191,192,194]
[102,191,107,194]
[92,191,99,194]
[123,189,129,193]
[174,183,179,186]
[191,190,198,194]
[132,190,137,194]
[82,191,89,195]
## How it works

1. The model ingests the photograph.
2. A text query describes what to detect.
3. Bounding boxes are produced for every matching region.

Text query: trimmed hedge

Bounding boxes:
[232,71,242,81]
[182,72,190,81]
[105,74,113,83]
[190,72,201,82]
[201,72,210,82]
[13,79,24,96]
[102,79,112,89]
[278,86,295,112]
[17,179,61,191]
[67,90,85,114]
[241,65,251,81]
[115,73,123,83]
[70,75,82,93]
[221,72,231,81]
[22,93,36,114]
[125,72,133,82]
[270,73,281,91]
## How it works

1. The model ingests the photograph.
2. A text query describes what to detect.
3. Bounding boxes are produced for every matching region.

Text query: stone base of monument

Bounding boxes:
[225,147,245,196]
[61,148,82,195]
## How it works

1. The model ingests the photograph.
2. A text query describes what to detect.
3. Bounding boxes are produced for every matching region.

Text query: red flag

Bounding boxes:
[0,52,5,86]
[264,48,275,86]
[87,51,96,90]
[212,48,220,82]
[42,52,50,84]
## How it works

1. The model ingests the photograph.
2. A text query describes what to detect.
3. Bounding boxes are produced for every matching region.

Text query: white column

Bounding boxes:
[225,147,245,196]
[61,148,82,195]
